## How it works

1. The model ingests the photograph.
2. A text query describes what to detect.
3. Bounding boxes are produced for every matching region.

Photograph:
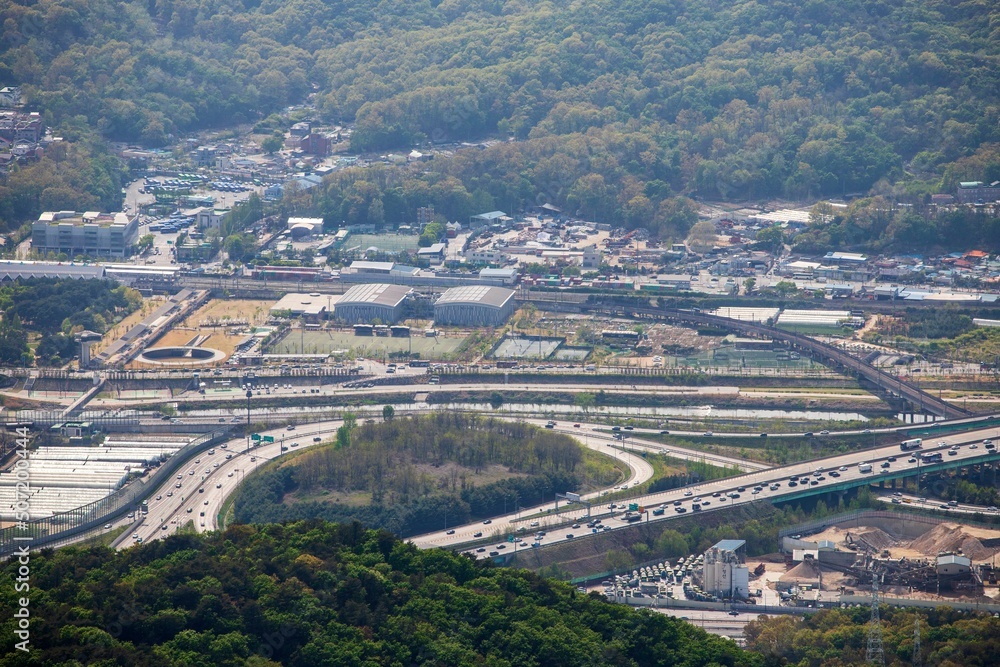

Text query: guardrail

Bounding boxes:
[0,426,232,557]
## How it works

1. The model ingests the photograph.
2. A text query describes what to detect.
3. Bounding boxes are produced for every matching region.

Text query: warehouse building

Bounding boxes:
[334,283,411,324]
[433,285,516,327]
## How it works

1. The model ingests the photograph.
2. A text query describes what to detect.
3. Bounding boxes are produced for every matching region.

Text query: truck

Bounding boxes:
[858,462,873,473]
[900,438,923,451]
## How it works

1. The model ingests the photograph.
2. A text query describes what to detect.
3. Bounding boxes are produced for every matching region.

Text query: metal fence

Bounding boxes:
[0,426,232,557]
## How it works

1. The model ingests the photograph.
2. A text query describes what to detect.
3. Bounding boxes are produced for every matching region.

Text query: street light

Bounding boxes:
[245,388,252,453]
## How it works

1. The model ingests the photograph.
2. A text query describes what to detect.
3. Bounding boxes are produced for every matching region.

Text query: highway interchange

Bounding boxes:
[107,404,1000,562]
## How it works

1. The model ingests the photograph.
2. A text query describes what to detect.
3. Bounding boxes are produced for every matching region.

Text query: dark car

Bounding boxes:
[473,532,483,538]
[446,530,455,535]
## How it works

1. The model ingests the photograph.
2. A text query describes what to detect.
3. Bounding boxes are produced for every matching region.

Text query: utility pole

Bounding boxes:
[866,569,885,666]
[912,616,922,667]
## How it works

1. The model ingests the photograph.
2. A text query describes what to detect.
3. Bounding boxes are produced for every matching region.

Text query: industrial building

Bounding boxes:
[702,539,749,599]
[433,285,516,327]
[776,309,863,331]
[32,211,139,258]
[334,283,411,324]
[0,436,190,520]
[0,260,105,282]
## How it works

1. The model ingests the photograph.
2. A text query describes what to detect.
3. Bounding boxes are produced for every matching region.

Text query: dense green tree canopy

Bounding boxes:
[0,521,761,667]
[2,0,998,233]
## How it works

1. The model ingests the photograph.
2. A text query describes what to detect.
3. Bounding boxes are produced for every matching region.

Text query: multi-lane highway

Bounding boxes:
[113,417,661,549]
[415,425,1000,558]
[114,422,340,548]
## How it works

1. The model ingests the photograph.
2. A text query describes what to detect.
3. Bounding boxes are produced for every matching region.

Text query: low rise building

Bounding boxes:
[434,285,516,327]
[32,211,138,258]
[334,283,410,324]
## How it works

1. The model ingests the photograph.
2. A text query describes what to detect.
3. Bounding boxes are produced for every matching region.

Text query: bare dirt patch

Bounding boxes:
[128,298,274,367]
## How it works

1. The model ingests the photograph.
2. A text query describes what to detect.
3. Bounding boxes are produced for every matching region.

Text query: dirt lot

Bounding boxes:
[645,322,722,356]
[807,522,1000,563]
[180,299,273,327]
[128,298,274,367]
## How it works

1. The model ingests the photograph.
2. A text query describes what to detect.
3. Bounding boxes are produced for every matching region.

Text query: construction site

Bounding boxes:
[778,512,1000,604]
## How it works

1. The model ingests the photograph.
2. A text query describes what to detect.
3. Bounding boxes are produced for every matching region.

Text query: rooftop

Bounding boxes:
[471,210,508,221]
[270,292,334,316]
[338,283,411,307]
[37,211,135,227]
[710,539,746,552]
[436,285,515,308]
[350,260,395,272]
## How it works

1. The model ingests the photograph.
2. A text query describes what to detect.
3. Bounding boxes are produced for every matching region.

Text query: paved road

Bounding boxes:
[877,491,1000,516]
[116,417,659,550]
[419,426,1000,557]
[116,422,339,548]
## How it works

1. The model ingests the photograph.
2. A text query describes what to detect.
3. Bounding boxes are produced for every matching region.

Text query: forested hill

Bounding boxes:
[3,0,998,208]
[0,521,760,666]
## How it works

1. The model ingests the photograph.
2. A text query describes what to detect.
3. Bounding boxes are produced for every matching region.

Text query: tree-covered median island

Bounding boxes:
[0,520,760,666]
[235,413,621,536]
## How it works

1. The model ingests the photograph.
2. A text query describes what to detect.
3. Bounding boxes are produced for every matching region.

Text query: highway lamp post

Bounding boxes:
[245,389,252,454]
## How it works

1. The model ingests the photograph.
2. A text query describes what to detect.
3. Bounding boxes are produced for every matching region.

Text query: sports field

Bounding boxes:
[345,234,421,253]
[271,330,466,358]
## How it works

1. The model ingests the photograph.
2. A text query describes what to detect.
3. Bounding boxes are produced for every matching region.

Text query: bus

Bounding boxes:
[900,438,923,451]
[496,360,517,369]
[921,451,943,463]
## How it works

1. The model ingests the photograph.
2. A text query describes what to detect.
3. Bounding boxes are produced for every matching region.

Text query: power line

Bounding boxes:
[866,568,885,666]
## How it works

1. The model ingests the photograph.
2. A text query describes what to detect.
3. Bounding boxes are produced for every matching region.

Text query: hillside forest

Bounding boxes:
[1,0,999,248]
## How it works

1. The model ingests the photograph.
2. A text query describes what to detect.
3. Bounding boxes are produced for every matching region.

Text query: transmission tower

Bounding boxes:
[866,570,885,666]
[912,616,922,667]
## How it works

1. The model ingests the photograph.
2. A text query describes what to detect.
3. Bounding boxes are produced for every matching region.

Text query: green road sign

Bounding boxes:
[508,535,514,542]
[628,503,638,511]
[262,435,275,443]
[251,433,261,441]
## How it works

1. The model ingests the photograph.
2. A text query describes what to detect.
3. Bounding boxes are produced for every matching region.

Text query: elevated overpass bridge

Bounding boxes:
[582,302,971,420]
[422,425,1000,557]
